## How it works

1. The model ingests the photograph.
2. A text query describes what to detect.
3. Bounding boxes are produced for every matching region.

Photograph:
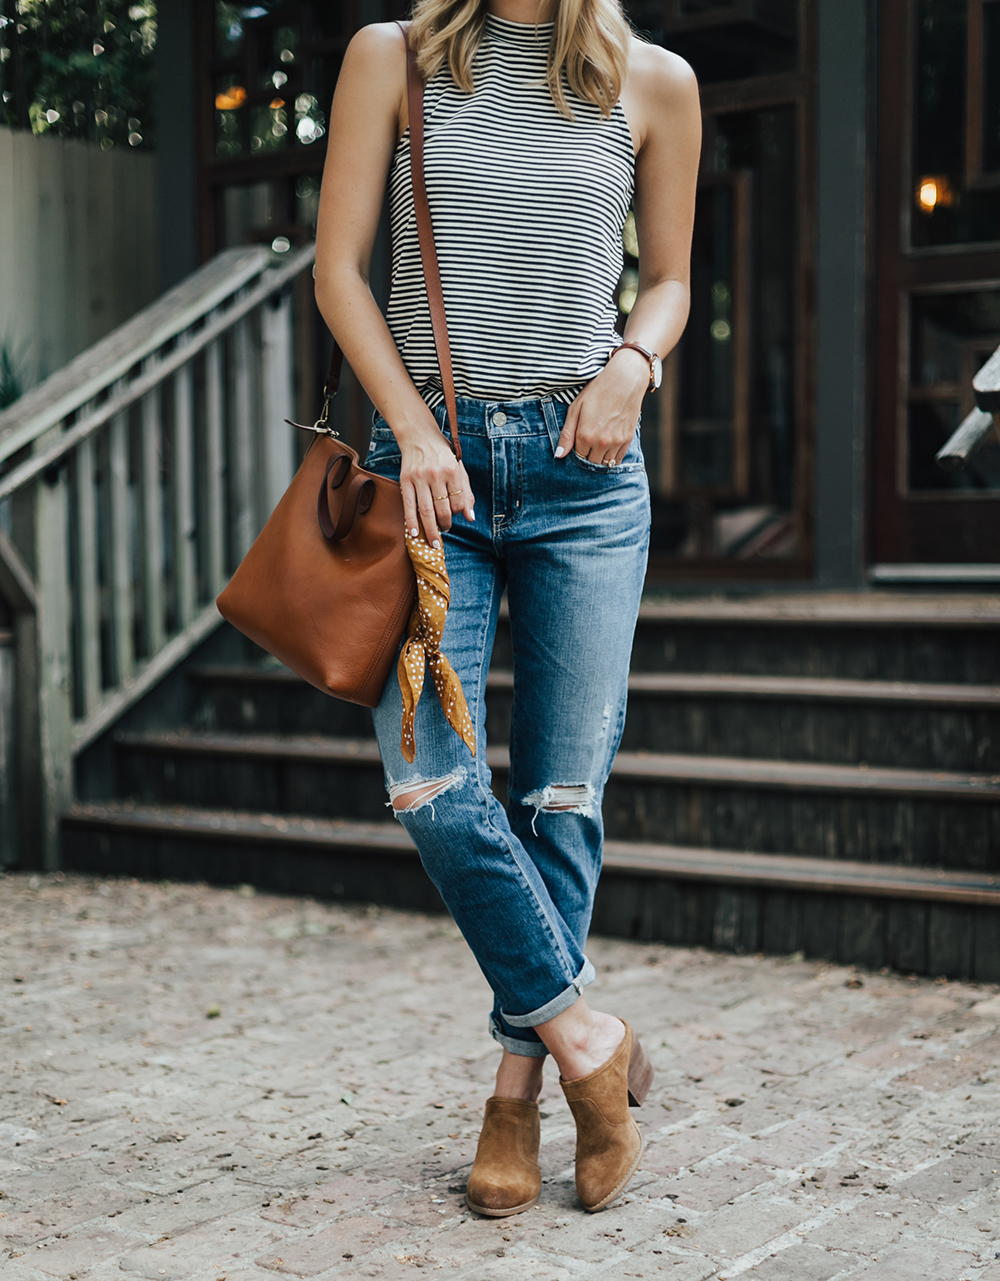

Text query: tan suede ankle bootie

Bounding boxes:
[465,1096,542,1217]
[560,1021,654,1213]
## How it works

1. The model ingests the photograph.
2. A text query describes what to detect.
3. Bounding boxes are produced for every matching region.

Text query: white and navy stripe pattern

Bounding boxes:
[386,14,635,408]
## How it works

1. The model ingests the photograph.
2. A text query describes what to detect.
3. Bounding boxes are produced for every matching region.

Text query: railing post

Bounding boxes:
[34,435,74,869]
[108,401,135,685]
[173,362,197,628]
[74,433,102,716]
[260,285,296,519]
[205,338,227,595]
[231,316,255,559]
[140,372,166,657]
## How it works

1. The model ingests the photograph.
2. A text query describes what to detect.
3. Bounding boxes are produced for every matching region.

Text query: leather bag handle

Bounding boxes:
[318,455,376,541]
[321,21,462,461]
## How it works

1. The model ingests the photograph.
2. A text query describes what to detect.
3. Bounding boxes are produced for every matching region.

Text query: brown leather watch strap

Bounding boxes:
[321,21,462,461]
[609,341,656,390]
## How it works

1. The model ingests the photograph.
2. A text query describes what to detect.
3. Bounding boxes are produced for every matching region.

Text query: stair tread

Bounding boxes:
[65,800,412,849]
[635,593,1000,627]
[189,664,1000,706]
[623,673,1000,706]
[610,751,1000,796]
[118,728,385,762]
[63,801,1000,905]
[114,729,1000,798]
[190,664,305,685]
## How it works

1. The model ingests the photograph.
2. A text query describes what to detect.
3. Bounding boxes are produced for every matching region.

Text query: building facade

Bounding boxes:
[155,0,998,593]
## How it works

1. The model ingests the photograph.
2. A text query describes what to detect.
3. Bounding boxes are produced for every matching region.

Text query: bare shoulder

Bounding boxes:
[626,36,699,110]
[341,21,407,80]
[333,20,407,125]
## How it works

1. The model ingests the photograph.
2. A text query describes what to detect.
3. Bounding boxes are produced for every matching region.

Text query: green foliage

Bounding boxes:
[0,1,157,150]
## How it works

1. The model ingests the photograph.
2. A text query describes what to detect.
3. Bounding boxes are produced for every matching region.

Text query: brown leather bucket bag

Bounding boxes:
[217,21,461,708]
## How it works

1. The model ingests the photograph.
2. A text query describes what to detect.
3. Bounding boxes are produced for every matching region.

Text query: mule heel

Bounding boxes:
[627,1034,654,1107]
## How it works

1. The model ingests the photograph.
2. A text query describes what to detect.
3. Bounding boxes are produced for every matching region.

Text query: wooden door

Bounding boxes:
[626,0,815,580]
[873,0,1000,570]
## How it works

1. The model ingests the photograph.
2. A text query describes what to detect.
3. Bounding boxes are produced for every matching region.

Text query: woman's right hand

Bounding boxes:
[397,424,475,547]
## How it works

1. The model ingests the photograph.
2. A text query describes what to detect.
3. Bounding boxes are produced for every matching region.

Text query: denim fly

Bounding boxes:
[365,395,650,1055]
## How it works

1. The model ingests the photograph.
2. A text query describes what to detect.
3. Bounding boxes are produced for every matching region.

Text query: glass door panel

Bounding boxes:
[638,102,803,567]
[906,289,1000,493]
[873,0,1000,568]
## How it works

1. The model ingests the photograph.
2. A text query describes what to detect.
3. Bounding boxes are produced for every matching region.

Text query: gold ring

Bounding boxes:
[448,488,464,496]
[433,494,448,502]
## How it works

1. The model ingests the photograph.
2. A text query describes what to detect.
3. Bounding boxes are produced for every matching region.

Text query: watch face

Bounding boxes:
[651,354,663,390]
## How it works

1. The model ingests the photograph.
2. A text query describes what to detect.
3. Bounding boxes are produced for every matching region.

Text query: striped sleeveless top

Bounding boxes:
[385,14,635,409]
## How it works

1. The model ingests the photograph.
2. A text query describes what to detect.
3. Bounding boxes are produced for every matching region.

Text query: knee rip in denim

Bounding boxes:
[388,767,467,819]
[521,782,597,834]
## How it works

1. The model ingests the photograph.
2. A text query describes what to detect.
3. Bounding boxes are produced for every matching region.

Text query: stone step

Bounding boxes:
[111,729,1000,869]
[572,594,1000,683]
[189,665,1000,771]
[513,671,1000,772]
[61,800,1000,982]
[188,664,373,739]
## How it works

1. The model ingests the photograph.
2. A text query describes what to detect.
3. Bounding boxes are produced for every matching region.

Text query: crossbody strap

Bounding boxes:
[321,20,462,462]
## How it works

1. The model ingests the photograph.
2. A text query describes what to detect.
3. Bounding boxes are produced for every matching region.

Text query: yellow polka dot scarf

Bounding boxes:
[398,530,476,763]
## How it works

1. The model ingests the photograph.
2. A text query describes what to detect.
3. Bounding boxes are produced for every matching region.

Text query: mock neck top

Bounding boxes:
[385,13,634,409]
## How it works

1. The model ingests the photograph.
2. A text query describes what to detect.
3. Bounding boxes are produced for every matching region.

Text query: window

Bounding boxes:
[912,0,1000,248]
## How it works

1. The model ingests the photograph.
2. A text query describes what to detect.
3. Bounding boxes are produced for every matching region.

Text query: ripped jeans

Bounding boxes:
[367,395,649,1056]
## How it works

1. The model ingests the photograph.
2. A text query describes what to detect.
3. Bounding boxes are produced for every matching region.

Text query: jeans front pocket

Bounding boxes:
[568,430,645,475]
[365,430,402,480]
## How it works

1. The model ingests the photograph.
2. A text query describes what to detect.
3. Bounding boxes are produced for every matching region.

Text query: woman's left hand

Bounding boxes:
[554,347,650,466]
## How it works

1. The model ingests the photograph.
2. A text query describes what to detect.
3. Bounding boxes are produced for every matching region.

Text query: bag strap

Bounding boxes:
[321,20,462,462]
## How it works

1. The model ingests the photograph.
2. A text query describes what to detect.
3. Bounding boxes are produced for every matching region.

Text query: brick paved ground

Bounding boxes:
[2,871,1000,1280]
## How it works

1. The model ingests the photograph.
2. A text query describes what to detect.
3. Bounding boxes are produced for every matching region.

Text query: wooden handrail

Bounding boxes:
[935,406,999,471]
[0,247,261,462]
[936,340,1000,470]
[0,244,315,499]
[0,243,317,869]
[973,345,1000,411]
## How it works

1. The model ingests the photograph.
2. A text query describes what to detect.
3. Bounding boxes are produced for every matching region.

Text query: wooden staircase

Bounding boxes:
[63,593,1000,981]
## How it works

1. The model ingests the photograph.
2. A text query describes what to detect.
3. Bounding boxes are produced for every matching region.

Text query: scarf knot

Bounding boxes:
[398,529,476,764]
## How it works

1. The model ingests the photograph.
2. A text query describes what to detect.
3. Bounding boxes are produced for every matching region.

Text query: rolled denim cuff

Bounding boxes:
[489,1016,549,1057]
[500,958,596,1029]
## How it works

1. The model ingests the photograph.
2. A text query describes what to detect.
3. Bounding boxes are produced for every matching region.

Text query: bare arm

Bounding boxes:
[314,23,474,547]
[556,41,701,465]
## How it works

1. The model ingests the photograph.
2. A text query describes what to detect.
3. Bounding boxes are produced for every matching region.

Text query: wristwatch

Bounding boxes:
[609,341,662,392]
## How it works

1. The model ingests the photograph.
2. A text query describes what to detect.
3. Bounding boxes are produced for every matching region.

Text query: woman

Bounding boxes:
[315,0,700,1217]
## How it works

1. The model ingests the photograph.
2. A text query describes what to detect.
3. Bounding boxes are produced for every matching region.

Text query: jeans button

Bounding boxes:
[493,410,508,427]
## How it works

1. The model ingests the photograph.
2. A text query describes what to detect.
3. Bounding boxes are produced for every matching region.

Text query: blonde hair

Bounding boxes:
[408,0,631,119]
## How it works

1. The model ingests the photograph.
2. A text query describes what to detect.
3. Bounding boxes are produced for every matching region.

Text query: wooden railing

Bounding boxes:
[0,242,316,867]
[936,342,1000,471]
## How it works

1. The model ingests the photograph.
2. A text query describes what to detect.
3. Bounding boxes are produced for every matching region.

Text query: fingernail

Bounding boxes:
[554,446,565,458]
[410,528,419,537]
[433,539,441,549]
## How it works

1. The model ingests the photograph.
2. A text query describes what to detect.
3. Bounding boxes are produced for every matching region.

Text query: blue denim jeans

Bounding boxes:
[366,395,650,1055]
